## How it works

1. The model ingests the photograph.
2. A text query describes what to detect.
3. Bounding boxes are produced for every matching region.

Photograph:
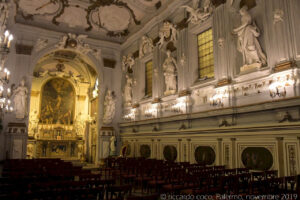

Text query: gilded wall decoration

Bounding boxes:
[194,146,216,165]
[140,144,151,158]
[241,147,273,170]
[163,145,177,162]
[40,78,75,125]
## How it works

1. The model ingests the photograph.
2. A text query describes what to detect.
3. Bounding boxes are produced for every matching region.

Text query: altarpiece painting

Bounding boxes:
[40,78,75,125]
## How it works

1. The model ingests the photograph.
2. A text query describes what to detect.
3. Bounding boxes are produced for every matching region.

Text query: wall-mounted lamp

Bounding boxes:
[144,103,158,118]
[124,108,137,121]
[171,96,188,113]
[210,90,229,107]
[269,75,294,98]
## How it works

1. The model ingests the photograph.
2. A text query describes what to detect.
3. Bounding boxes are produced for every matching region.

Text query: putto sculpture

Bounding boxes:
[182,0,213,24]
[122,53,135,73]
[157,21,177,49]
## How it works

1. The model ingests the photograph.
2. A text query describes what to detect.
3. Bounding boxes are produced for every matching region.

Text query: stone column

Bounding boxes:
[187,138,191,163]
[231,138,236,168]
[178,139,182,162]
[276,137,285,177]
[217,138,223,165]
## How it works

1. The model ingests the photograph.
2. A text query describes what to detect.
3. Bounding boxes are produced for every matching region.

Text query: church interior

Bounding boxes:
[0,0,300,199]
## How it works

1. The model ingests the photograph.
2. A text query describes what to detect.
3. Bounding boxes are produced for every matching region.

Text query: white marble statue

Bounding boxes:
[139,35,154,58]
[74,112,86,136]
[273,9,284,25]
[157,21,177,49]
[13,79,28,119]
[157,31,165,49]
[233,6,267,71]
[163,50,178,95]
[103,90,116,125]
[122,54,135,72]
[0,1,9,32]
[182,0,213,24]
[123,75,133,106]
[109,136,116,156]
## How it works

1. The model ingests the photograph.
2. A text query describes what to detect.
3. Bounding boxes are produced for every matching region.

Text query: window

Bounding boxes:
[145,60,153,97]
[197,28,214,79]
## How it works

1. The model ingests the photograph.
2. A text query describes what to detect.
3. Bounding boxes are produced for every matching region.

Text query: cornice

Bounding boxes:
[12,23,121,51]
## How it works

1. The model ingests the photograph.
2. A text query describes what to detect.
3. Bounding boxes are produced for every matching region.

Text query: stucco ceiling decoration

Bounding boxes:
[87,0,140,36]
[14,0,145,37]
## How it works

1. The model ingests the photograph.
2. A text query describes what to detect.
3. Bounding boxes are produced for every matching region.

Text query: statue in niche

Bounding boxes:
[13,79,28,119]
[182,0,213,24]
[139,35,154,58]
[233,6,267,72]
[74,112,85,136]
[157,21,177,49]
[109,136,116,156]
[103,90,116,125]
[163,50,178,95]
[123,74,133,106]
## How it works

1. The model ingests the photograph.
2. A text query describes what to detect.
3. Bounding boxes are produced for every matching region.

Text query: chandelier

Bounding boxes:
[0,29,13,113]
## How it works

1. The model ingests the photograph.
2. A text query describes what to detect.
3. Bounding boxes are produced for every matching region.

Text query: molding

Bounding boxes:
[13,23,121,51]
[274,61,296,73]
[120,123,300,138]
[120,96,300,127]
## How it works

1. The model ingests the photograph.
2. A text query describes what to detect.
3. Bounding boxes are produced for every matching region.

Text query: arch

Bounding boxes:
[29,45,104,89]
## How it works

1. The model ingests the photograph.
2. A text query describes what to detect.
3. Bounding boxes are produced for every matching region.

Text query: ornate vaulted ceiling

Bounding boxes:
[14,0,169,43]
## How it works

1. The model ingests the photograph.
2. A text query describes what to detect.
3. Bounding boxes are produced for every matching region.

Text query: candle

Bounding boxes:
[4,30,9,44]
[9,106,13,112]
[7,99,10,105]
[8,35,13,48]
[6,70,10,80]
[7,88,11,97]
[0,86,3,97]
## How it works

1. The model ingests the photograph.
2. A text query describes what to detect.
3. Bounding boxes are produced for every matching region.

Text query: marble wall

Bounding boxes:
[119,0,300,176]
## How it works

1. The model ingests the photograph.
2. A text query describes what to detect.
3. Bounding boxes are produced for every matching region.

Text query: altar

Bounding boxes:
[35,139,84,159]
[27,123,84,159]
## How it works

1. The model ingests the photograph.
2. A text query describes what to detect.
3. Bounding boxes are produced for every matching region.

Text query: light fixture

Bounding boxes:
[144,103,158,118]
[0,28,14,114]
[124,108,137,121]
[269,75,294,98]
[171,96,188,113]
[210,90,229,107]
